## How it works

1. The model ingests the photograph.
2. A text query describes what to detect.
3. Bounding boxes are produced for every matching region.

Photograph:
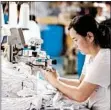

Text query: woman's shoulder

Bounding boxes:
[99,48,110,60]
[95,48,110,65]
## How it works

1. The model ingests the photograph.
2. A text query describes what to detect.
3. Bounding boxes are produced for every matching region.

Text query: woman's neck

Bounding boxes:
[90,46,101,58]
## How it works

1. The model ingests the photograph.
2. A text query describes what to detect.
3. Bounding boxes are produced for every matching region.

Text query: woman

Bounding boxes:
[40,15,110,110]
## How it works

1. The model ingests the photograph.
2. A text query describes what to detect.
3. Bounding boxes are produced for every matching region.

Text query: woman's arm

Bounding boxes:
[58,74,85,87]
[40,68,97,102]
[56,79,98,102]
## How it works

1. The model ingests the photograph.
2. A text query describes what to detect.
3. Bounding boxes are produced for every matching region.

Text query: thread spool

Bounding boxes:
[9,2,17,27]
[19,3,29,29]
[0,4,5,27]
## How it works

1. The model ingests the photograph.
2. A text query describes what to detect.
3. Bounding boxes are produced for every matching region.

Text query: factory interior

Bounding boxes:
[0,1,111,110]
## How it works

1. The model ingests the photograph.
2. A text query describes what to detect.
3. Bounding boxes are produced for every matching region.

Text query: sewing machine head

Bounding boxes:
[1,28,25,62]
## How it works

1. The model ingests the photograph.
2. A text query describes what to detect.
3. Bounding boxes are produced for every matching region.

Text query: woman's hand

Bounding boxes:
[39,67,59,88]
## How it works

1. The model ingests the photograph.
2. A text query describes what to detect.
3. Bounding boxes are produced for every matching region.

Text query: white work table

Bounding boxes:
[1,55,89,110]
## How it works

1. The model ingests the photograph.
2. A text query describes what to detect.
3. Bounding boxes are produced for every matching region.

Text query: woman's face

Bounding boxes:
[70,28,91,55]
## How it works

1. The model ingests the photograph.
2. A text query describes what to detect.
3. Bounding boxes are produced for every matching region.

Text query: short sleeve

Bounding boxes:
[84,52,110,88]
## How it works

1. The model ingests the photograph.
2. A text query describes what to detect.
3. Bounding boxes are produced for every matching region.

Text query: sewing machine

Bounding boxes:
[1,28,25,62]
[1,27,57,71]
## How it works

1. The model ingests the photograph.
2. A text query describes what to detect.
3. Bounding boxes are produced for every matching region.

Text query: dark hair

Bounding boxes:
[68,14,111,49]
[100,19,111,29]
[89,7,97,18]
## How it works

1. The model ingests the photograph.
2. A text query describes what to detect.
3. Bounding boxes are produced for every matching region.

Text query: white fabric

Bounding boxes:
[52,92,88,109]
[2,70,37,98]
[37,78,89,110]
[1,56,37,98]
[2,96,42,110]
[82,49,110,110]
[1,54,89,109]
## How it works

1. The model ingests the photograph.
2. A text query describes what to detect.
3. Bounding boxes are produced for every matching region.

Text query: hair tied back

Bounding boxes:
[98,24,109,37]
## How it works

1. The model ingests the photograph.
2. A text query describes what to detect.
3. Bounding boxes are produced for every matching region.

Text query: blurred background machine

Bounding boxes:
[1,1,110,78]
